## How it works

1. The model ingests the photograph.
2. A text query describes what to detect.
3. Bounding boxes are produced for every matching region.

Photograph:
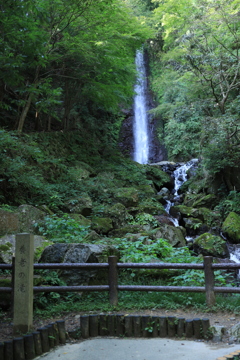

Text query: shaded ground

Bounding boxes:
[0,308,239,344]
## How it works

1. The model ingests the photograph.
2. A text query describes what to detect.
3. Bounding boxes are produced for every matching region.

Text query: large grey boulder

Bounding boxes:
[39,243,119,286]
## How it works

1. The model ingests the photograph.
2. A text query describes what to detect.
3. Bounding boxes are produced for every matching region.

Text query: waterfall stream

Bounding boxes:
[133,49,149,165]
[164,159,198,228]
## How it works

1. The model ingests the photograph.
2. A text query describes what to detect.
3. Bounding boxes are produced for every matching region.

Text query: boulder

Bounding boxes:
[151,225,186,247]
[67,166,91,181]
[137,200,166,216]
[114,187,139,207]
[144,164,173,190]
[157,187,170,197]
[69,214,91,227]
[192,194,218,209]
[229,323,240,340]
[0,209,18,236]
[182,217,203,236]
[17,204,46,233]
[91,217,113,234]
[154,215,176,226]
[0,234,52,263]
[103,203,131,228]
[63,194,92,216]
[39,243,119,286]
[222,212,240,244]
[174,205,214,223]
[0,205,46,236]
[193,233,229,258]
[109,224,145,237]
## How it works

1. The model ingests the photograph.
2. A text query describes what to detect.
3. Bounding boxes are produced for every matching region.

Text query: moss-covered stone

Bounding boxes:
[0,209,19,236]
[151,225,186,248]
[69,214,91,227]
[114,187,139,207]
[108,224,145,237]
[64,194,92,216]
[83,230,101,242]
[91,217,113,234]
[68,166,90,181]
[193,233,228,258]
[174,205,214,223]
[192,194,218,209]
[102,203,131,228]
[222,212,240,244]
[137,200,166,216]
[17,204,46,233]
[144,165,172,190]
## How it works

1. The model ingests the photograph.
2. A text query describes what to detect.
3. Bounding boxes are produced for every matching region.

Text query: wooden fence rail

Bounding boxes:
[1,256,240,304]
[1,231,240,335]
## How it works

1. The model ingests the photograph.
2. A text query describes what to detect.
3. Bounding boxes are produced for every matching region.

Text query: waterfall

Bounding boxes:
[133,49,149,164]
[164,159,198,229]
[173,159,198,202]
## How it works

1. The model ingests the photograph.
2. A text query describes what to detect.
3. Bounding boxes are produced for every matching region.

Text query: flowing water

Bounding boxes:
[164,159,198,228]
[133,49,149,164]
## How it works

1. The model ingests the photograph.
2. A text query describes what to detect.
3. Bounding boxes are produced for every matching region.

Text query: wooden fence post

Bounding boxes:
[13,233,34,334]
[108,256,118,306]
[204,256,216,307]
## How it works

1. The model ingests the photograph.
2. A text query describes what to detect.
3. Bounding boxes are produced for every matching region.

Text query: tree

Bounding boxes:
[0,0,152,132]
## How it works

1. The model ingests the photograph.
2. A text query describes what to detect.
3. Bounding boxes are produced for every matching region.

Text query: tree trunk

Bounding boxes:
[17,92,34,133]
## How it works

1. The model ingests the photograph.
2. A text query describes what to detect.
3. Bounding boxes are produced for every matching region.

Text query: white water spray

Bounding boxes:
[133,49,149,164]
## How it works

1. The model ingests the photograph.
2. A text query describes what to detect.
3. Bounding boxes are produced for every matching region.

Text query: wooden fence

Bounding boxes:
[1,254,240,307]
[1,232,240,334]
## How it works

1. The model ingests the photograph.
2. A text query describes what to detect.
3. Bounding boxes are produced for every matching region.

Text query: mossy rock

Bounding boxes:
[114,187,139,207]
[0,234,53,263]
[108,224,145,237]
[17,204,46,233]
[136,184,156,197]
[151,225,186,248]
[69,214,91,227]
[144,165,172,190]
[83,230,101,242]
[0,242,12,263]
[174,205,214,223]
[137,200,166,216]
[192,194,218,209]
[91,217,113,235]
[68,166,91,181]
[193,233,228,258]
[222,212,240,244]
[64,194,92,216]
[102,203,131,228]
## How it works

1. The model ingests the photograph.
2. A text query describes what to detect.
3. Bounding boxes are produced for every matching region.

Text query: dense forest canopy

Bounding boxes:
[149,0,240,173]
[0,0,151,132]
[1,0,240,207]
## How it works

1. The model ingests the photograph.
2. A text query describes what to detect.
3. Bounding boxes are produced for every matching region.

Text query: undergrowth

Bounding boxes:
[34,290,240,318]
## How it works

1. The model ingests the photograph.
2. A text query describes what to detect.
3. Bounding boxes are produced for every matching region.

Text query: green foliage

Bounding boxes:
[216,191,240,218]
[115,237,173,263]
[131,213,159,228]
[0,0,152,132]
[170,269,232,287]
[35,214,90,243]
[148,0,240,165]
